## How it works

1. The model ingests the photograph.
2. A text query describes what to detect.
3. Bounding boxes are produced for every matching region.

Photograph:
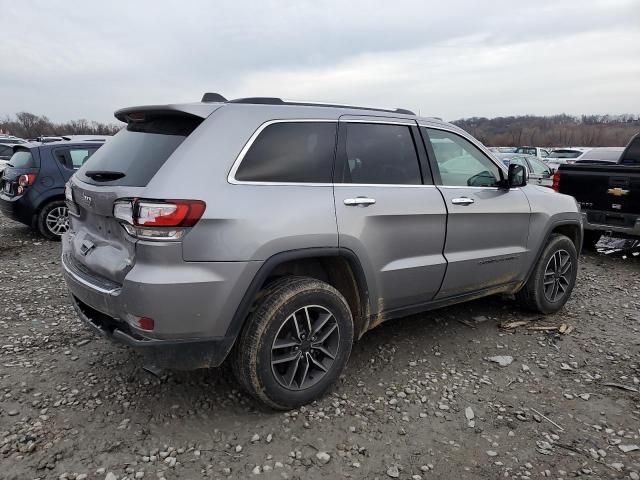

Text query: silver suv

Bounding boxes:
[62,94,582,409]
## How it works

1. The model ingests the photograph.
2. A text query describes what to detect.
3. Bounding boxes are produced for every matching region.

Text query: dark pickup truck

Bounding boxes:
[554,133,640,248]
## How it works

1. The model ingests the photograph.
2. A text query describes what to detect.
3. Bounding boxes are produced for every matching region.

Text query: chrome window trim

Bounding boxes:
[229,118,419,186]
[340,118,416,126]
[227,119,338,186]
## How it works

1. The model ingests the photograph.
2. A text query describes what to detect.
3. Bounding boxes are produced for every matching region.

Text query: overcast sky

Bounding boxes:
[1,0,639,124]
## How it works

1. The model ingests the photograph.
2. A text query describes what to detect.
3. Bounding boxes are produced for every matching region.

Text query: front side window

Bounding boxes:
[338,123,421,185]
[235,122,336,183]
[528,157,551,175]
[425,128,502,187]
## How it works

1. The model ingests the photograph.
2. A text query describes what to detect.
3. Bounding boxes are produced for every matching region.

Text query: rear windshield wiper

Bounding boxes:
[85,170,126,181]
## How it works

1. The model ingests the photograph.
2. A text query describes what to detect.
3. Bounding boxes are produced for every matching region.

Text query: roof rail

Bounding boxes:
[217,95,415,115]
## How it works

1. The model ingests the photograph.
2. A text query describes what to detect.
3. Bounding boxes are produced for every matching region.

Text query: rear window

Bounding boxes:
[515,147,536,155]
[75,114,202,186]
[548,150,582,159]
[621,137,640,165]
[8,149,36,168]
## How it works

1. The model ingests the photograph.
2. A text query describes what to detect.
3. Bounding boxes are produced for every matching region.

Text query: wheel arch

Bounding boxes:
[30,190,66,227]
[519,219,582,290]
[226,248,373,343]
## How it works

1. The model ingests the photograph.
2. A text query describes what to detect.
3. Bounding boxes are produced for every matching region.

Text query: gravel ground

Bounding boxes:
[1,214,640,480]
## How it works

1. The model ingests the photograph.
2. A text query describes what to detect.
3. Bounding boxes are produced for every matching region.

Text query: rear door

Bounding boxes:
[334,117,447,312]
[66,112,204,284]
[422,127,531,298]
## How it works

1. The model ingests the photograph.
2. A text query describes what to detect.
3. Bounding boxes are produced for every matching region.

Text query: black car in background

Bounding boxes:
[555,133,640,248]
[0,137,108,239]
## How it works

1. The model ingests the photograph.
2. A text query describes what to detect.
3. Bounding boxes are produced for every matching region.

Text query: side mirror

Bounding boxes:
[508,163,527,188]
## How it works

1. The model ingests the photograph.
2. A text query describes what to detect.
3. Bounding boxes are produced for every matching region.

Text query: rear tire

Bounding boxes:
[582,230,601,251]
[37,200,69,241]
[231,276,354,410]
[516,234,578,314]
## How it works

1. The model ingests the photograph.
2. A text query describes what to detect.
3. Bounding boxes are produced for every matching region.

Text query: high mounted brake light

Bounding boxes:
[114,199,206,240]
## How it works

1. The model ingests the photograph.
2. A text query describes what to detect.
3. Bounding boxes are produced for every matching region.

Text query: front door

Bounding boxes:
[422,127,531,298]
[334,117,448,313]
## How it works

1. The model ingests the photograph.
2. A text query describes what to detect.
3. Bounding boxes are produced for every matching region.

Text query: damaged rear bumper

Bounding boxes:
[69,294,234,369]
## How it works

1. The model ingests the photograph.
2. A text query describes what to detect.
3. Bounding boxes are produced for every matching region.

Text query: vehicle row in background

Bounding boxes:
[0,136,109,239]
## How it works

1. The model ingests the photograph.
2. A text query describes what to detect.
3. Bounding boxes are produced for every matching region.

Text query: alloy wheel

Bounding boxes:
[271,305,340,391]
[543,249,572,302]
[45,206,69,236]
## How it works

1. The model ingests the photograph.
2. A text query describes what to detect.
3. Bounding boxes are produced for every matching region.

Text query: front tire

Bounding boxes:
[516,234,578,314]
[231,276,354,410]
[37,200,69,241]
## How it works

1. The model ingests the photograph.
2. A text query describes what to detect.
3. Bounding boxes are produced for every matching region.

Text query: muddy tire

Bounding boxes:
[516,234,578,314]
[231,276,354,410]
[582,230,601,251]
[37,200,69,241]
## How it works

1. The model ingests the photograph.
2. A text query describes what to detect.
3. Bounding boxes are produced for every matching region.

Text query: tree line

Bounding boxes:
[452,114,640,147]
[2,111,639,148]
[0,112,121,139]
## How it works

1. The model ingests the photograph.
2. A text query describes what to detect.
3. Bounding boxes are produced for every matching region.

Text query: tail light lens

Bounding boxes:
[18,174,36,187]
[552,171,561,192]
[114,199,206,240]
[16,174,37,194]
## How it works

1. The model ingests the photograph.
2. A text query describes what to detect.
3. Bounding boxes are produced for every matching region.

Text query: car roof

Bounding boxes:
[114,93,450,128]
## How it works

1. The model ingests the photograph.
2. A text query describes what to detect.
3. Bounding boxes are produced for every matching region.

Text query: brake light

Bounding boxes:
[552,171,561,192]
[136,200,205,227]
[18,174,36,187]
[114,199,206,240]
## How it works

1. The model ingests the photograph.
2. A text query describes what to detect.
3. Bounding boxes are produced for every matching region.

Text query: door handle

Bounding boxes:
[344,197,376,207]
[451,197,474,206]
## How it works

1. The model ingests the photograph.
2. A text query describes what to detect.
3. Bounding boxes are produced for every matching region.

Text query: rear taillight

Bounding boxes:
[16,173,37,194]
[552,171,561,192]
[18,174,36,187]
[114,199,206,240]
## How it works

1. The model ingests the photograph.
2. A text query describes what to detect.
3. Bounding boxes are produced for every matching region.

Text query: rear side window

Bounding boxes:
[234,122,337,183]
[0,146,13,156]
[8,149,36,168]
[338,123,421,185]
[55,147,98,170]
[76,113,202,186]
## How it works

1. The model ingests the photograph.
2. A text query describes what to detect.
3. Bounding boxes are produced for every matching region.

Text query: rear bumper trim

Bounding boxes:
[61,253,121,295]
[581,212,640,236]
[70,295,234,368]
